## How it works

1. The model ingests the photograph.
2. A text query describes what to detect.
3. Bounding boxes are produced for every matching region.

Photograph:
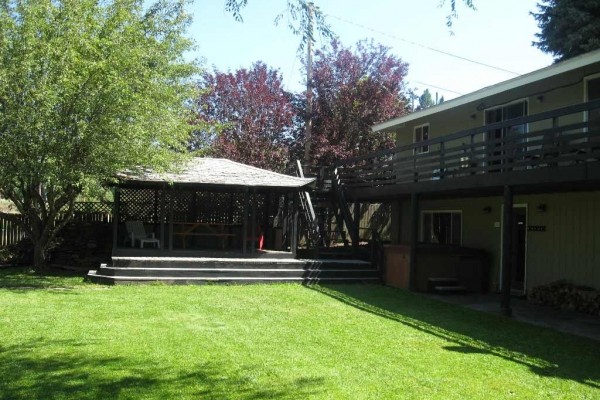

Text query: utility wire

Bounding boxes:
[326,13,522,76]
[411,80,464,96]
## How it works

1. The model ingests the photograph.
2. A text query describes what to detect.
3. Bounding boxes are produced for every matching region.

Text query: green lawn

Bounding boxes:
[0,268,598,399]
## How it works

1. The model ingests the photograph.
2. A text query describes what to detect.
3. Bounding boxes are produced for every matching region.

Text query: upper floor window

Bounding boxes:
[485,100,528,140]
[414,123,430,154]
[586,75,600,135]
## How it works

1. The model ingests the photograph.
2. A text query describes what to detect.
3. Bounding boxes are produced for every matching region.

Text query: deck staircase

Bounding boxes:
[86,252,379,285]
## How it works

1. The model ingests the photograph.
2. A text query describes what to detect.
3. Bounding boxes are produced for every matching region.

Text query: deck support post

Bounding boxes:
[283,193,289,250]
[409,192,419,291]
[263,193,271,249]
[291,192,299,257]
[250,189,257,253]
[242,189,249,254]
[353,200,360,253]
[501,185,513,316]
[112,187,120,251]
[159,187,165,251]
[168,188,174,252]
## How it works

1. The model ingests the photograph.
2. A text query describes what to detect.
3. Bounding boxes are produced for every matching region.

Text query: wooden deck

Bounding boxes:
[334,99,600,200]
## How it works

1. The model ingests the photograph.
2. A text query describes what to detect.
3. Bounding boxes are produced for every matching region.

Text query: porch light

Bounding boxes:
[536,204,547,213]
[482,206,492,214]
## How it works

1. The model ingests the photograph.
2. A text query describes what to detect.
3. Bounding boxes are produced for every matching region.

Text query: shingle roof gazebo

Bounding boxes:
[112,158,314,257]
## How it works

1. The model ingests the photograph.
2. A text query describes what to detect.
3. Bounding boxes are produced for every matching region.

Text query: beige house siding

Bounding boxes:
[392,191,600,292]
[393,67,598,148]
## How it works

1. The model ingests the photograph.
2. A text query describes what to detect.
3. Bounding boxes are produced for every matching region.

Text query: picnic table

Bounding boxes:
[173,222,237,249]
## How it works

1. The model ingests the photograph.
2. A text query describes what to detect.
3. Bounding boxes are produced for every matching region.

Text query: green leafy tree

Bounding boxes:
[0,0,198,270]
[532,0,600,61]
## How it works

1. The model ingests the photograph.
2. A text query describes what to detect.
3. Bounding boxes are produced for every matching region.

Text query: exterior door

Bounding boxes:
[511,206,527,293]
[500,204,527,294]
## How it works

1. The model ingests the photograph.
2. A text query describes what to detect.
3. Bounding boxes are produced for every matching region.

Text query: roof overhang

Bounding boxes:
[373,49,600,132]
[116,158,315,191]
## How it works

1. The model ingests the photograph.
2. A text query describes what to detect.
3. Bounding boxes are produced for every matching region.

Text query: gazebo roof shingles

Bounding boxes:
[117,157,314,189]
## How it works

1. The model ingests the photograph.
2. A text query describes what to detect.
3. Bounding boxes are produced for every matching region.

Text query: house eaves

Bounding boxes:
[372,49,600,133]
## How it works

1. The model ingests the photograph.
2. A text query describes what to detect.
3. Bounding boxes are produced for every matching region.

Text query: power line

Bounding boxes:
[325,13,522,76]
[411,81,464,96]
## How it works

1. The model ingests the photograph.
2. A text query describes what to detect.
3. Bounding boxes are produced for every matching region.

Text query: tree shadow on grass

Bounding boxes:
[0,339,324,400]
[0,267,88,291]
[309,284,600,390]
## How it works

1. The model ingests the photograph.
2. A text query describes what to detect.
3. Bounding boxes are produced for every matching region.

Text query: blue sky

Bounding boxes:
[188,0,553,101]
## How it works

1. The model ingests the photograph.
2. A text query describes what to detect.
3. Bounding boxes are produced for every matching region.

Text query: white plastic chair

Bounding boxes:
[125,221,160,249]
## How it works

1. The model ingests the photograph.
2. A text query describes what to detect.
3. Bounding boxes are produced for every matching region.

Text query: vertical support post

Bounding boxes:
[283,193,289,250]
[263,192,271,249]
[168,188,174,252]
[242,189,249,254]
[501,185,513,316]
[250,189,257,253]
[159,187,165,251]
[112,187,120,250]
[409,192,419,291]
[291,192,299,257]
[353,200,360,252]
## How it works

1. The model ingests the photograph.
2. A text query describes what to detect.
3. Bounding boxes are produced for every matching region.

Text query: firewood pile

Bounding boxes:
[529,280,600,316]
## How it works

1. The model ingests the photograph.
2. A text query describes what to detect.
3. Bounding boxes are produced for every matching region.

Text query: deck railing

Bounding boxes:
[334,99,600,190]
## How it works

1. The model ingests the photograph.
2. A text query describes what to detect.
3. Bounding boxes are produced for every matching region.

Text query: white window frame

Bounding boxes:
[413,123,430,154]
[420,210,463,245]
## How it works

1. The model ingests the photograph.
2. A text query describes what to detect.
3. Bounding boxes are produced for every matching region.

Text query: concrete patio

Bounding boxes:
[427,293,600,341]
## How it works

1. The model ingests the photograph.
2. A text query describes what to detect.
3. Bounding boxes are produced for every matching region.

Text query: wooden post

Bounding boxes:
[409,192,419,291]
[501,185,513,316]
[242,189,249,254]
[250,189,257,253]
[291,192,299,257]
[168,189,174,252]
[283,193,289,250]
[263,192,271,249]
[353,200,360,252]
[159,188,165,251]
[112,187,120,251]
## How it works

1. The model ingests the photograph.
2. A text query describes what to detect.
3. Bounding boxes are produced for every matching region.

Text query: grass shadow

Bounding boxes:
[309,284,600,389]
[0,267,88,291]
[0,339,324,400]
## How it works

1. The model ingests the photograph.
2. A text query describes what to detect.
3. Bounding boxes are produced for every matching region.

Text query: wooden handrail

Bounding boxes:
[332,99,600,189]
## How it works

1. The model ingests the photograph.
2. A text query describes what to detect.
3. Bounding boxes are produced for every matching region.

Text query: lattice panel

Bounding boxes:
[119,189,162,224]
[119,188,271,226]
[73,202,113,214]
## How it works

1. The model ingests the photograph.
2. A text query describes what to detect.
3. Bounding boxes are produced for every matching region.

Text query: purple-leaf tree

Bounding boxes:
[192,62,297,172]
[305,39,409,164]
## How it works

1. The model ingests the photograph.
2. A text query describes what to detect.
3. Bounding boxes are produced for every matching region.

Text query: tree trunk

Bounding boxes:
[32,240,48,272]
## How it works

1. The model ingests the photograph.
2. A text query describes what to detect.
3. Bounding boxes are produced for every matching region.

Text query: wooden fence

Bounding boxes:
[0,202,113,247]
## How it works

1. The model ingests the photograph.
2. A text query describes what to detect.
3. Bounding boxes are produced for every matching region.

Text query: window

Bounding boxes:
[485,100,528,168]
[586,75,600,136]
[414,124,430,154]
[485,100,528,139]
[421,211,462,245]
